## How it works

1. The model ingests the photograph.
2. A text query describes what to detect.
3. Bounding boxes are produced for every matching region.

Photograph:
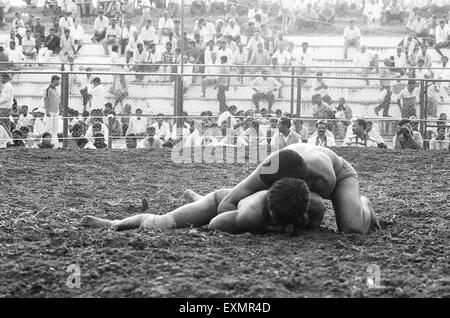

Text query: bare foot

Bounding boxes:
[361,197,381,231]
[80,215,113,228]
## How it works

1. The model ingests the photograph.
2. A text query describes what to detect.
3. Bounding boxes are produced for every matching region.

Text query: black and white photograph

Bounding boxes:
[0,0,448,301]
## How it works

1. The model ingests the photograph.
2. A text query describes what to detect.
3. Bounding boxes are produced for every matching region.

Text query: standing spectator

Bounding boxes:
[92,11,109,43]
[398,32,419,60]
[215,56,230,113]
[119,104,132,136]
[140,0,153,25]
[308,119,337,147]
[295,42,313,76]
[202,51,221,99]
[161,41,175,82]
[297,3,319,30]
[132,43,149,82]
[22,29,37,60]
[344,119,379,147]
[120,19,136,55]
[31,108,47,141]
[353,45,378,86]
[103,17,122,55]
[406,10,428,44]
[374,58,393,117]
[140,19,157,49]
[126,108,148,137]
[246,29,265,61]
[429,126,449,150]
[194,18,216,47]
[59,11,74,35]
[126,30,144,64]
[110,44,126,93]
[158,11,175,47]
[249,69,281,111]
[399,80,418,118]
[232,42,248,84]
[0,74,13,133]
[318,1,336,24]
[343,19,361,59]
[86,120,109,145]
[434,19,450,57]
[43,75,61,147]
[224,18,240,43]
[59,29,75,63]
[80,68,93,112]
[17,105,34,131]
[88,77,107,113]
[71,18,85,54]
[12,12,25,45]
[393,118,423,149]
[392,46,407,74]
[366,120,386,147]
[270,116,302,149]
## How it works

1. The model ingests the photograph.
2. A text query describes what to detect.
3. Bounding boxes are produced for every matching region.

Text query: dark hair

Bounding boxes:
[42,132,52,138]
[51,75,60,82]
[279,116,291,129]
[356,118,367,130]
[398,119,411,127]
[267,178,310,226]
[19,126,29,134]
[94,132,104,137]
[112,45,119,52]
[259,149,307,187]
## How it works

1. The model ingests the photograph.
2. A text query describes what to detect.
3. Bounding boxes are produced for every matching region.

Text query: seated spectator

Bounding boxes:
[343,19,361,59]
[131,43,149,82]
[224,18,240,43]
[92,11,109,43]
[6,129,26,148]
[318,1,336,24]
[126,133,138,149]
[297,3,318,30]
[393,118,423,149]
[161,41,176,82]
[32,108,47,140]
[184,120,203,147]
[399,80,419,118]
[435,56,450,98]
[93,132,108,149]
[217,105,237,128]
[126,108,147,137]
[138,126,164,149]
[249,42,271,73]
[86,120,109,144]
[104,110,123,138]
[191,0,206,17]
[232,43,248,83]
[312,93,335,119]
[353,45,378,86]
[246,29,265,61]
[37,132,56,149]
[249,69,281,111]
[269,57,284,98]
[429,126,450,150]
[398,31,419,60]
[140,19,157,49]
[406,10,428,44]
[71,122,96,149]
[239,119,267,147]
[313,71,329,95]
[17,105,34,131]
[217,39,233,65]
[158,11,175,47]
[308,119,337,147]
[417,44,432,68]
[103,17,121,55]
[434,19,450,58]
[59,29,75,63]
[152,114,172,141]
[37,27,60,64]
[71,18,85,54]
[407,44,420,67]
[7,41,24,71]
[334,97,353,140]
[272,45,291,70]
[383,0,405,25]
[344,118,379,147]
[366,120,387,147]
[363,0,382,28]
[270,116,302,149]
[392,46,407,74]
[22,29,37,60]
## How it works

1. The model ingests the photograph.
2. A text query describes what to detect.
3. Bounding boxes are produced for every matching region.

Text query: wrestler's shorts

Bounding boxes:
[213,188,233,213]
[335,158,358,183]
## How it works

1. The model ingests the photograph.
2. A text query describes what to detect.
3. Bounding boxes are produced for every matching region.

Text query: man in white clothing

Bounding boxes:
[343,19,361,59]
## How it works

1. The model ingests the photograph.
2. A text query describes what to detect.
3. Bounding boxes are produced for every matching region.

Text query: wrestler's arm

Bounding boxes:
[209,191,270,234]
[307,192,326,229]
[217,167,267,213]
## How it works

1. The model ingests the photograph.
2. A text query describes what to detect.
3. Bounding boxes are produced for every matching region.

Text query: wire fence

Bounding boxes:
[0,64,449,150]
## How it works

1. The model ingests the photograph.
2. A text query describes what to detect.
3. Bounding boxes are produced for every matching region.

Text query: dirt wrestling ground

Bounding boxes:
[0,148,449,298]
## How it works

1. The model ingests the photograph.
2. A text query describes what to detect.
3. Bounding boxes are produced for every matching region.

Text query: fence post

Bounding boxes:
[108,116,113,149]
[61,64,69,149]
[174,74,184,135]
[295,77,302,132]
[419,80,426,139]
[290,67,295,115]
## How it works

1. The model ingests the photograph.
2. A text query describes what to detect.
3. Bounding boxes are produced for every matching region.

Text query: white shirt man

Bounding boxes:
[184,128,203,147]
[152,121,171,140]
[18,113,34,129]
[198,22,216,45]
[353,48,373,67]
[106,24,122,40]
[126,33,144,55]
[88,83,106,111]
[140,23,157,44]
[85,122,109,144]
[133,46,149,64]
[296,47,313,67]
[138,136,163,149]
[0,81,14,109]
[435,23,450,44]
[122,25,138,42]
[272,48,291,66]
[250,76,282,94]
[59,16,74,32]
[148,47,161,63]
[71,23,85,41]
[270,129,302,148]
[0,124,11,148]
[217,110,237,127]
[94,15,109,34]
[8,46,25,63]
[126,116,148,135]
[394,49,407,68]
[224,20,240,38]
[233,47,248,65]
[32,115,48,138]
[344,25,361,41]
[429,135,450,150]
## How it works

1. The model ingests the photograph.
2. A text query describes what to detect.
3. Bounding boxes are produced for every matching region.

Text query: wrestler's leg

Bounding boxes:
[81,214,146,231]
[331,177,380,234]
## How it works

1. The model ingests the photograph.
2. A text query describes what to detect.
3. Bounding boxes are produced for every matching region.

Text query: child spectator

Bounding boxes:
[37,132,55,149]
[93,132,108,149]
